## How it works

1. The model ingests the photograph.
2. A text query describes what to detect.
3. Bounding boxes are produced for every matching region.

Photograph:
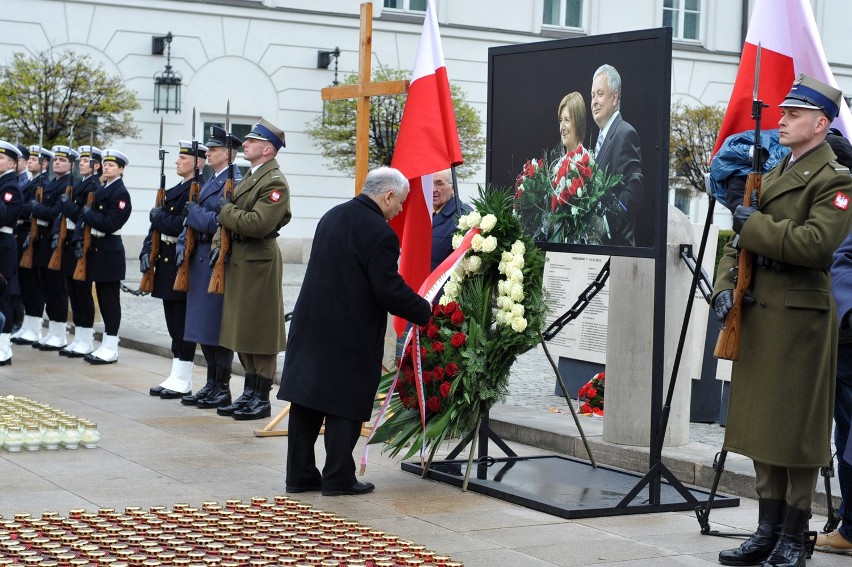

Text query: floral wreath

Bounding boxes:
[371,187,548,462]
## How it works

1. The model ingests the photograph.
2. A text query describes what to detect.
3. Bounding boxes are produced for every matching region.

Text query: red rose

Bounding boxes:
[440,381,451,398]
[433,366,445,381]
[426,325,440,339]
[450,310,464,326]
[420,346,429,359]
[450,332,466,348]
[592,407,603,416]
[580,402,592,414]
[578,385,588,398]
[580,152,590,165]
[433,305,443,317]
[587,387,598,399]
[445,363,459,377]
[432,341,445,354]
[423,370,434,385]
[443,301,458,316]
[426,396,441,412]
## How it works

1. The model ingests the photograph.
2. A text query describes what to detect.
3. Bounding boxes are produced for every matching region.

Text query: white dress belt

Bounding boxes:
[0,227,12,234]
[66,219,76,230]
[160,235,178,244]
[36,220,49,227]
[91,229,121,238]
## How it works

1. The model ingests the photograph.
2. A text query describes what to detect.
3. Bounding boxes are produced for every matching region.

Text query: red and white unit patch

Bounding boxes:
[118,200,126,210]
[270,190,281,203]
[2,192,11,202]
[835,192,849,211]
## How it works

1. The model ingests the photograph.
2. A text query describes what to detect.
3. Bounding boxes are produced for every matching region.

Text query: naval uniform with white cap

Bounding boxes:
[75,149,132,365]
[0,141,24,365]
[713,74,852,567]
[56,146,103,358]
[31,145,79,351]
[9,143,31,331]
[176,126,241,410]
[212,118,291,421]
[11,146,51,345]
[145,141,205,399]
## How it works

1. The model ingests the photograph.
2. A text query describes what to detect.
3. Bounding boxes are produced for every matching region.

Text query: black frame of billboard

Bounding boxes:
[401,28,743,519]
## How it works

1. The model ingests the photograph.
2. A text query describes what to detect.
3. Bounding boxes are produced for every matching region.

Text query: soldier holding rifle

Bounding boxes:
[176,126,241,410]
[0,141,24,365]
[12,145,51,345]
[32,145,78,351]
[75,149,132,365]
[211,117,290,421]
[713,74,852,567]
[145,140,205,399]
[56,145,102,358]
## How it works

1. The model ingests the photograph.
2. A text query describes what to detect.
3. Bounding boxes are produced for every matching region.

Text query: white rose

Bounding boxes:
[438,295,450,306]
[497,280,509,296]
[457,214,469,230]
[467,255,482,273]
[509,282,525,303]
[496,296,511,311]
[497,260,507,274]
[444,281,459,299]
[511,241,526,255]
[453,265,465,279]
[495,311,509,325]
[481,236,498,253]
[470,234,484,252]
[451,233,463,249]
[467,211,482,227]
[508,268,524,283]
[480,214,498,232]
[511,303,525,317]
[510,255,525,269]
[502,251,514,263]
[511,316,528,333]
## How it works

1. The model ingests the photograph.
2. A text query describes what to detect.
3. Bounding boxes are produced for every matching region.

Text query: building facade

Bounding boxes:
[1,0,850,258]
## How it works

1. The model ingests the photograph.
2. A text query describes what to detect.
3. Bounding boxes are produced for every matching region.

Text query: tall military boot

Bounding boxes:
[217,373,257,416]
[181,364,216,406]
[763,507,811,567]
[232,375,273,421]
[719,499,785,566]
[196,366,232,409]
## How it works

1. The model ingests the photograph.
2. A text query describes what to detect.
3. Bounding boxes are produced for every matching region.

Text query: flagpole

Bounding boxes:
[450,165,461,217]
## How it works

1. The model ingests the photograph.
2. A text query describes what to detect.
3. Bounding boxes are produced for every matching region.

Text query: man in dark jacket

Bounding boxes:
[278,166,431,496]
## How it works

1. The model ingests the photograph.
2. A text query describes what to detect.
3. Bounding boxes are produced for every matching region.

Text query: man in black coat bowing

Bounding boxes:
[278,166,431,496]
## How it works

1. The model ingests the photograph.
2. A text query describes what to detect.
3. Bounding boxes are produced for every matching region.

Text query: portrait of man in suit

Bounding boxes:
[590,64,646,247]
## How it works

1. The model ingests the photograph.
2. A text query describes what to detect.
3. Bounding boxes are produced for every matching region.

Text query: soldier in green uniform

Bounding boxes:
[713,74,852,567]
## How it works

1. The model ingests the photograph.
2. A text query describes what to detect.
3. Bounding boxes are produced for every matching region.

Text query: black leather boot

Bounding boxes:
[217,373,257,416]
[719,499,785,566]
[181,364,215,406]
[233,375,273,420]
[763,507,810,567]
[196,366,232,409]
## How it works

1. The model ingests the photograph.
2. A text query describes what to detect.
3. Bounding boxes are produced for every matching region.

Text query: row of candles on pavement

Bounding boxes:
[0,396,100,451]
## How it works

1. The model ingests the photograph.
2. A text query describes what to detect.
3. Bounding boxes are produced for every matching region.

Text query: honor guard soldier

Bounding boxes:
[212,118,291,420]
[33,145,78,350]
[714,75,852,567]
[56,145,102,358]
[76,148,132,364]
[16,144,30,190]
[177,127,241,409]
[146,141,204,399]
[12,146,51,345]
[0,141,24,365]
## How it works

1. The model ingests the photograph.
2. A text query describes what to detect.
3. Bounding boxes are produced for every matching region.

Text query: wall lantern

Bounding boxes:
[152,32,182,114]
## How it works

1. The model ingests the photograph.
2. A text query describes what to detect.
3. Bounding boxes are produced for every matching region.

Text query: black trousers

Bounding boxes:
[286,403,362,491]
[95,282,120,336]
[19,267,44,317]
[162,299,196,361]
[67,277,95,327]
[200,343,233,369]
[37,266,67,322]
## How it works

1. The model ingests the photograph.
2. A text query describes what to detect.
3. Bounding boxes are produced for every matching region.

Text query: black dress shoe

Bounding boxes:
[84,353,117,365]
[286,484,322,494]
[322,481,375,496]
[149,385,165,396]
[159,388,188,399]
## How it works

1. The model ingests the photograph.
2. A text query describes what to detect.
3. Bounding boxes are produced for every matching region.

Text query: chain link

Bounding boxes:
[542,259,610,341]
[120,282,149,297]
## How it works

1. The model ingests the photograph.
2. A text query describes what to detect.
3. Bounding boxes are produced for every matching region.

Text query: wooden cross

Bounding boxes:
[321,2,409,194]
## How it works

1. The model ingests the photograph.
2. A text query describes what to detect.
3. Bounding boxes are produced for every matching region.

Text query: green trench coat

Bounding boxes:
[214,159,291,355]
[713,143,852,467]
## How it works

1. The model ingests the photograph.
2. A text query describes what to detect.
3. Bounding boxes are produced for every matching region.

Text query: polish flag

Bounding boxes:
[390,0,463,336]
[712,0,852,158]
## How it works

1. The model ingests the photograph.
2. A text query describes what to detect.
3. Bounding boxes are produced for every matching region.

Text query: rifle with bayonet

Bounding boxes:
[714,44,768,361]
[20,130,45,270]
[173,108,199,292]
[208,101,232,295]
[48,126,75,271]
[139,118,167,293]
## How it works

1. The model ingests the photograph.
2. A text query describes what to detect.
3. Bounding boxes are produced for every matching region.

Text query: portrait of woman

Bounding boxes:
[557,91,587,153]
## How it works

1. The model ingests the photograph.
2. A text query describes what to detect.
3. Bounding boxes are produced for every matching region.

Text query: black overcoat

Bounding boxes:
[278,194,431,422]
[76,177,131,283]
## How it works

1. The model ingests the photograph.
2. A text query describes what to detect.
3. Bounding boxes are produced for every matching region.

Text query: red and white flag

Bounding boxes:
[390,0,463,336]
[712,0,852,157]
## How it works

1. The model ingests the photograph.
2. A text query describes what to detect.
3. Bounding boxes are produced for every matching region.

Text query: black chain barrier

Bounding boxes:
[541,258,610,341]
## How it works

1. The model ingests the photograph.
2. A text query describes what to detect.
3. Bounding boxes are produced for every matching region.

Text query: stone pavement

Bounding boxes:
[3,340,852,567]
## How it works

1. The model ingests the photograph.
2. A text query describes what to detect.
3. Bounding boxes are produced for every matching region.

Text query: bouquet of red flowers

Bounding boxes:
[578,371,605,416]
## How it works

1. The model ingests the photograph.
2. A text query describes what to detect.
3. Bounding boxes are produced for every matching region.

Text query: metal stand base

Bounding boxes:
[402,455,739,519]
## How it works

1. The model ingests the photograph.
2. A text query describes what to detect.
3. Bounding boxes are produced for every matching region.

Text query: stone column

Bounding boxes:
[602,206,695,447]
